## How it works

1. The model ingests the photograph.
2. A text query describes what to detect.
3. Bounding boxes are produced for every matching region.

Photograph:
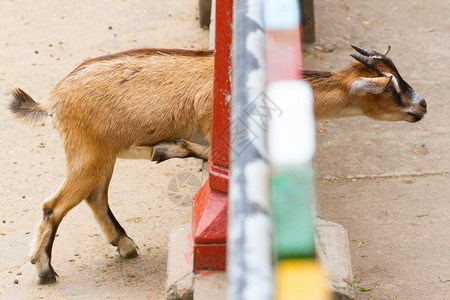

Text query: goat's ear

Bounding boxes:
[350,76,392,95]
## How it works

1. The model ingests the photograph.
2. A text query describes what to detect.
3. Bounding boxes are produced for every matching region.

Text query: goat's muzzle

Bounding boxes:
[406,98,427,122]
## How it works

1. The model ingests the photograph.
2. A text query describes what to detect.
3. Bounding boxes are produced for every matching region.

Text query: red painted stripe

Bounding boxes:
[266,26,303,82]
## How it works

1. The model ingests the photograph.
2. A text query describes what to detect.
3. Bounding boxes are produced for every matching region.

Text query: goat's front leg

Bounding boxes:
[151,139,210,162]
[84,161,138,258]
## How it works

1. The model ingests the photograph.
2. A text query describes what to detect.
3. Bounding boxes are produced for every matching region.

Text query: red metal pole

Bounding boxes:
[192,0,232,272]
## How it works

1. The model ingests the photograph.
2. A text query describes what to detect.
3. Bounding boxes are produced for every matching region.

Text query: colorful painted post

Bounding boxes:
[265,0,330,299]
[192,0,232,272]
[227,0,273,299]
[266,80,317,258]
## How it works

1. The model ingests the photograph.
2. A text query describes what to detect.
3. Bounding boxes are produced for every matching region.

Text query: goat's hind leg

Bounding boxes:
[29,190,61,284]
[85,161,138,258]
[30,179,100,284]
[30,150,115,284]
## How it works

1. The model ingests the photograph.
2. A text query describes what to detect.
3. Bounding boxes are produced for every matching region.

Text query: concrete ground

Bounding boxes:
[1,0,449,300]
[304,1,450,299]
[0,1,207,299]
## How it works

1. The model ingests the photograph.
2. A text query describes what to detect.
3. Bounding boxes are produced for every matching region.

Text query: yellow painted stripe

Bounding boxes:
[275,260,331,300]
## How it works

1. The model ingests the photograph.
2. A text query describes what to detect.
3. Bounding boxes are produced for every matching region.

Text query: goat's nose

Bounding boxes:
[419,99,427,110]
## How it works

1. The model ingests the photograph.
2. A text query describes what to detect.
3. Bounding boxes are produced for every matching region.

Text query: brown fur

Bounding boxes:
[9,46,426,284]
[304,62,426,121]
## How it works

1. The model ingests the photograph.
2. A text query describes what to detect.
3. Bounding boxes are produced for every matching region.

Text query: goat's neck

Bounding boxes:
[304,70,363,119]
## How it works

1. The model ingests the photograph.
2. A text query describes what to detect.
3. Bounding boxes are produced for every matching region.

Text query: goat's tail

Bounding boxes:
[9,88,48,123]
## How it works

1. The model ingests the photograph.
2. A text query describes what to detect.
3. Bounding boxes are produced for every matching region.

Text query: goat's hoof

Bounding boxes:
[37,267,58,285]
[121,247,138,259]
[37,274,57,285]
[151,145,168,163]
[118,236,138,258]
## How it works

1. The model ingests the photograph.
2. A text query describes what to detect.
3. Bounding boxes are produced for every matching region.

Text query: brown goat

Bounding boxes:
[9,45,426,284]
[151,45,427,162]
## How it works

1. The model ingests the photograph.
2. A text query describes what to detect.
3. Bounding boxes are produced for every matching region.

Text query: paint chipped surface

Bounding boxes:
[228,1,273,299]
[199,270,212,278]
[184,233,193,265]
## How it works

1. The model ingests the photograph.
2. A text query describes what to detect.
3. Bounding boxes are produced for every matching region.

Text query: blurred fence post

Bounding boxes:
[227,0,273,299]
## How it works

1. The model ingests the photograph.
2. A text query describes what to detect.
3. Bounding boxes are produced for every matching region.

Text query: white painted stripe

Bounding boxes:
[264,0,300,29]
[267,80,315,166]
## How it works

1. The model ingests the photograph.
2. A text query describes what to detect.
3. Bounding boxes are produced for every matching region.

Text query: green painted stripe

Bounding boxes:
[271,165,315,259]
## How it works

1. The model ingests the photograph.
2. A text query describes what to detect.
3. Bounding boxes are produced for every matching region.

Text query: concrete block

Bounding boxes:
[166,223,194,300]
[193,271,227,300]
[166,223,227,300]
[166,220,354,299]
[315,218,355,300]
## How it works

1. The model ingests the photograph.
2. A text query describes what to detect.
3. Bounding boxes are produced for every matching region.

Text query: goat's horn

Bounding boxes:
[382,45,391,55]
[350,53,371,65]
[351,44,372,56]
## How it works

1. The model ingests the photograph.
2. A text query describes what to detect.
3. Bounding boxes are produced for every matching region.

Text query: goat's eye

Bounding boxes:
[384,84,393,92]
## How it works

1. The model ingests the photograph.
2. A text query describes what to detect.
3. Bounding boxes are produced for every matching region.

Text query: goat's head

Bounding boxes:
[348,45,426,122]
